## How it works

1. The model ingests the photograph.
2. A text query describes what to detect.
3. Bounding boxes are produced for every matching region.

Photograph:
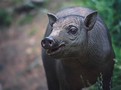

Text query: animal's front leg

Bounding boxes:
[102,60,115,90]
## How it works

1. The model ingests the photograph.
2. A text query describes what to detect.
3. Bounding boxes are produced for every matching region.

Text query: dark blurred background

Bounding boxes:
[0,0,121,90]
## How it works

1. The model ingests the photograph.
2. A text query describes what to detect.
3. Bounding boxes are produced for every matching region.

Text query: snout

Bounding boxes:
[41,37,65,55]
[41,37,58,49]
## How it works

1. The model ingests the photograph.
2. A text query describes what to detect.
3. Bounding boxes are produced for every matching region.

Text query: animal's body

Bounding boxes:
[41,7,115,90]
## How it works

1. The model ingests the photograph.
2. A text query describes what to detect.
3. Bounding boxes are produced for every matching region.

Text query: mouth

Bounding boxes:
[46,42,65,55]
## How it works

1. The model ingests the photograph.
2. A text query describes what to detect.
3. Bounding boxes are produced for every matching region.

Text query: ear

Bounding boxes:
[47,13,58,26]
[84,11,97,30]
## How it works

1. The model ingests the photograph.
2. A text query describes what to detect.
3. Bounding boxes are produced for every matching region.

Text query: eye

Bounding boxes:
[67,25,78,35]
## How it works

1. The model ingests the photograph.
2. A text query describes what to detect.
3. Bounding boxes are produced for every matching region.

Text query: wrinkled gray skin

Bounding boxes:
[41,7,115,90]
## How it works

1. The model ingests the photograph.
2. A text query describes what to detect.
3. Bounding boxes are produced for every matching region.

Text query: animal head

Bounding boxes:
[41,11,97,59]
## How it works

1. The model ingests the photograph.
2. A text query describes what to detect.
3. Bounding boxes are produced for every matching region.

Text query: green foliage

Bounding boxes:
[0,9,12,27]
[112,85,121,90]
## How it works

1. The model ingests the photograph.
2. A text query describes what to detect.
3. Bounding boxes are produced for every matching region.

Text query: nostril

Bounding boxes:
[41,40,46,47]
[41,40,47,49]
[49,40,53,46]
[41,37,55,49]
